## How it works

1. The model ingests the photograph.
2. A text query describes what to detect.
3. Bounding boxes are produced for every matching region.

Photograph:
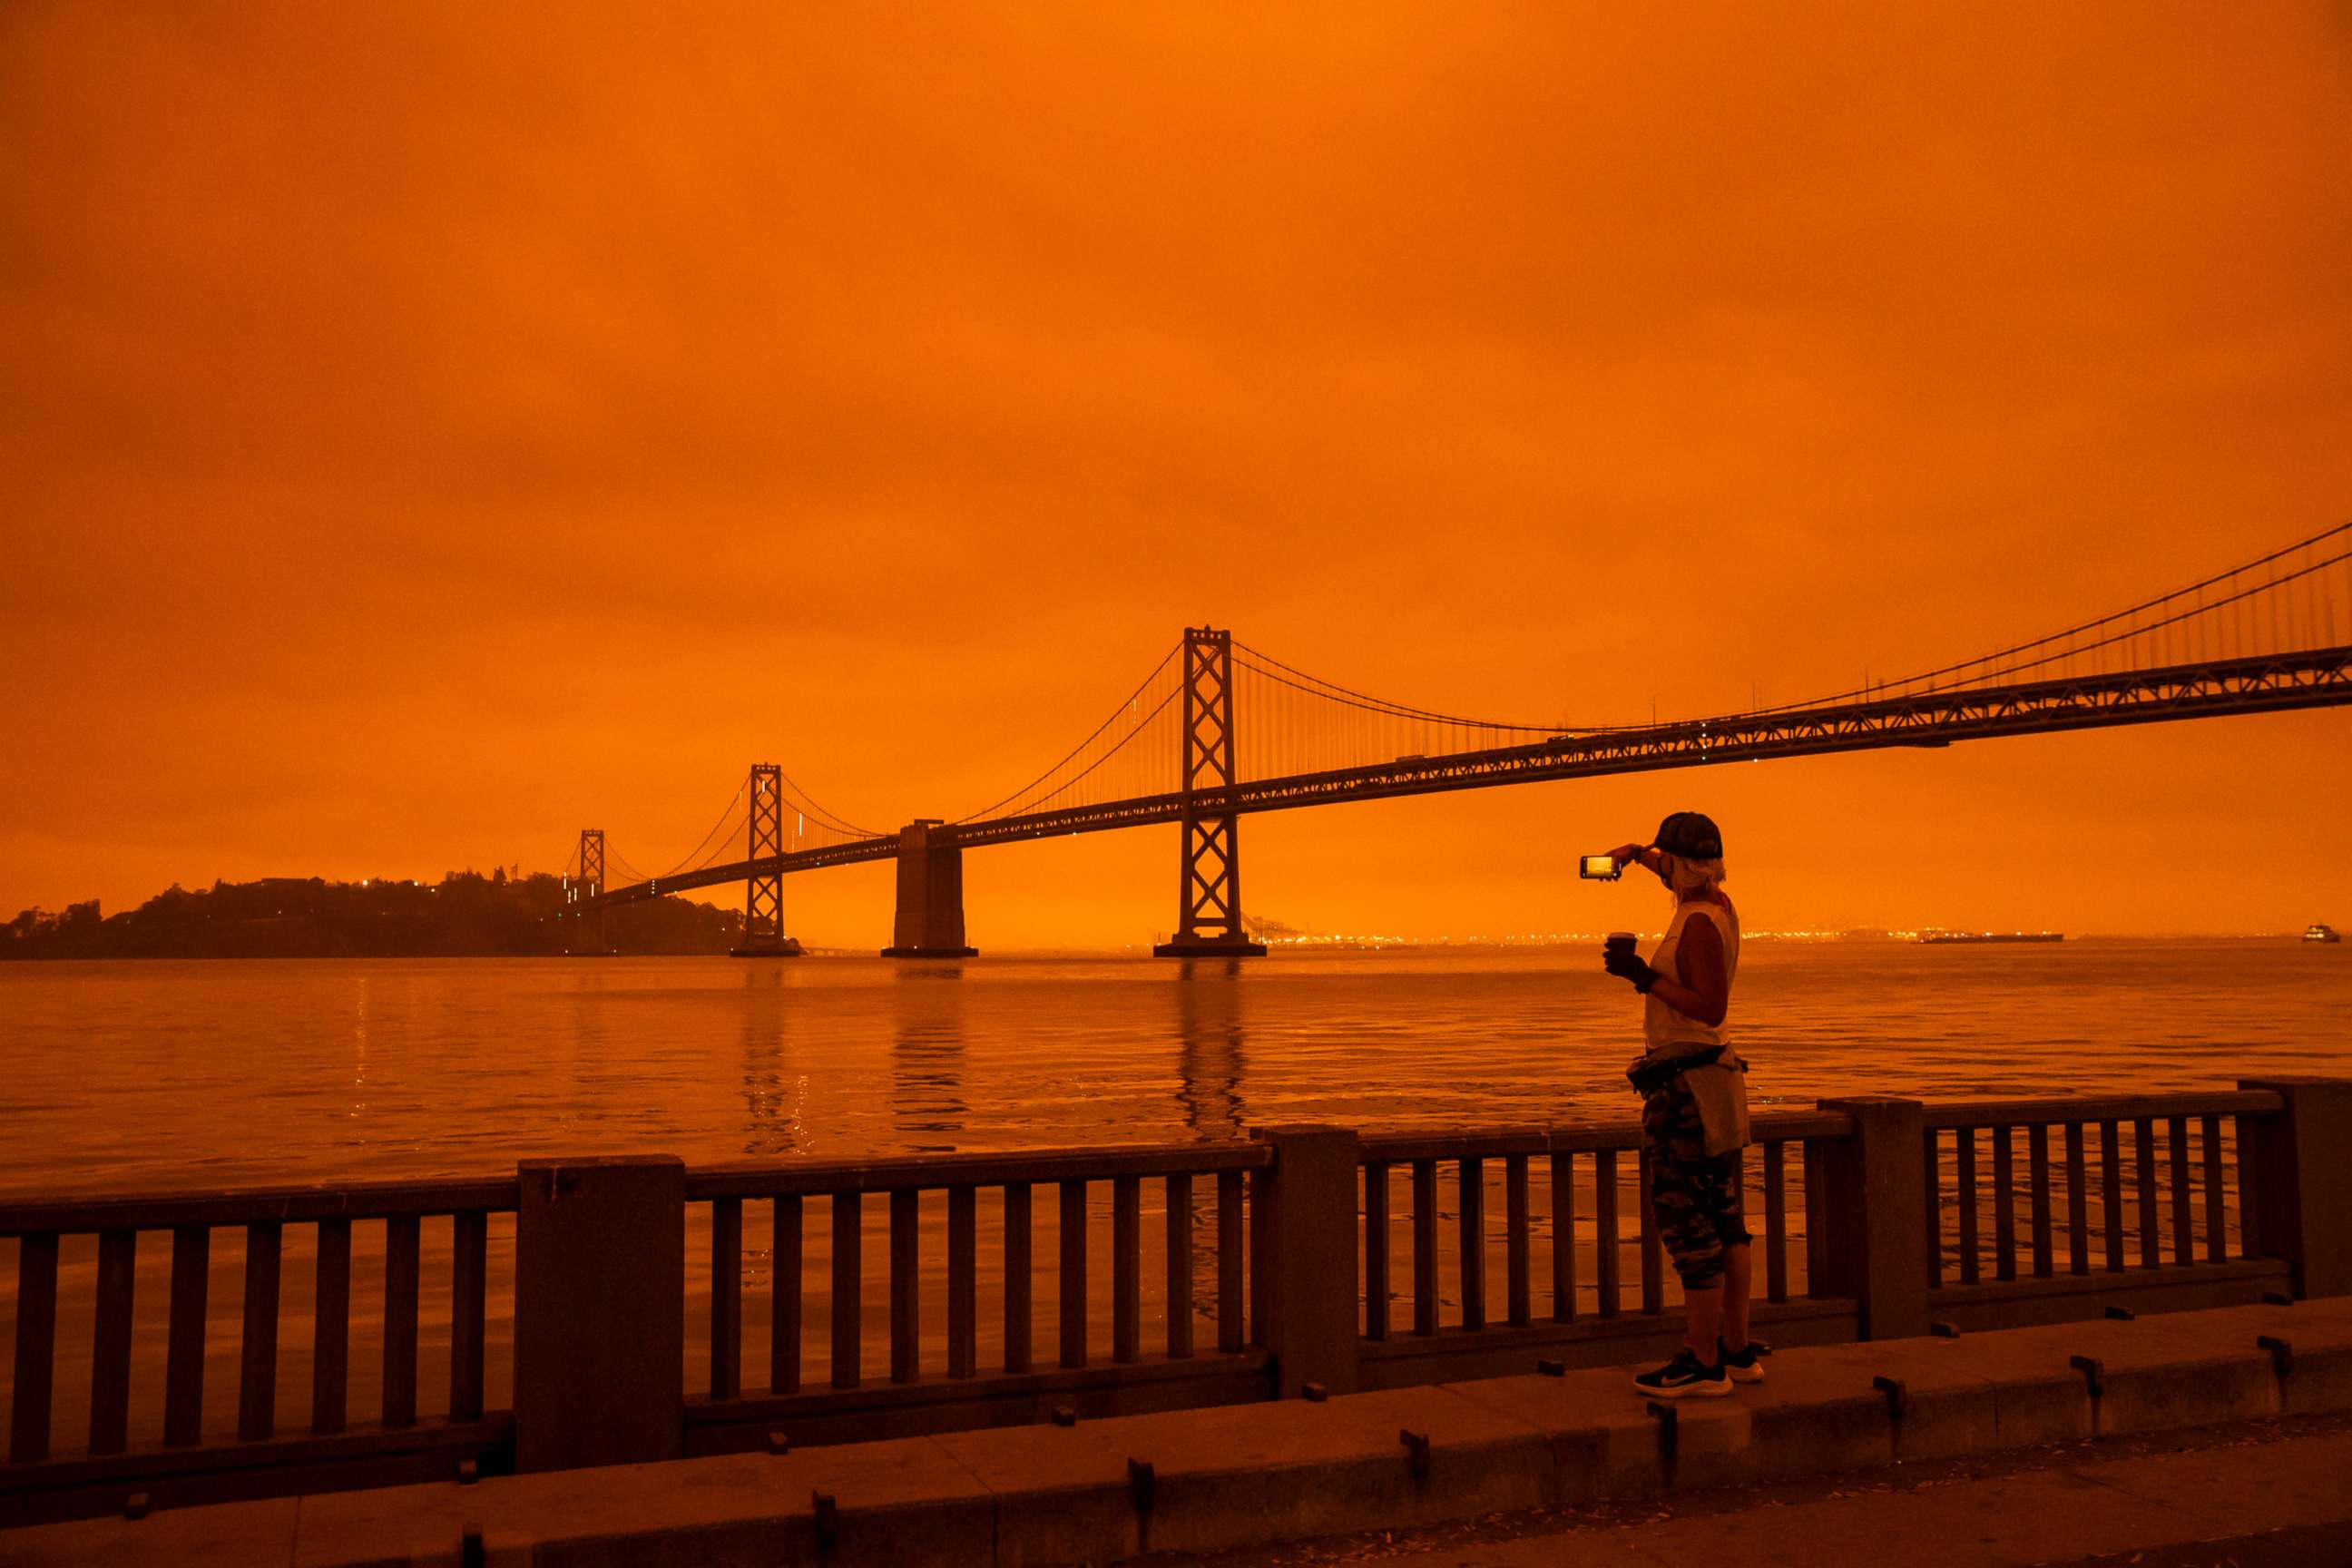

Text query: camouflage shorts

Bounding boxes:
[1642,1080,1750,1289]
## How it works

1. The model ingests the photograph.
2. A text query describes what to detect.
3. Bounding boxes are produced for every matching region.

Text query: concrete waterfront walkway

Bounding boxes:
[1171,1416,2352,1566]
[7,1298,2349,1566]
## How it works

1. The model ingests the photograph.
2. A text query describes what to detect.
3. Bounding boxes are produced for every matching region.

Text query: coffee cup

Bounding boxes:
[1603,931,1637,960]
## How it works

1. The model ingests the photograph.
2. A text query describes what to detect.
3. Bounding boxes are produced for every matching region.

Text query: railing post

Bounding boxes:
[1248,1125,1359,1397]
[2238,1078,2352,1298]
[514,1156,685,1472]
[1815,1098,1930,1340]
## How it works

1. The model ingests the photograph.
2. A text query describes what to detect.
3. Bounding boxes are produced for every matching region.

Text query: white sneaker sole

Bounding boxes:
[1632,1374,1733,1398]
[1726,1364,1766,1384]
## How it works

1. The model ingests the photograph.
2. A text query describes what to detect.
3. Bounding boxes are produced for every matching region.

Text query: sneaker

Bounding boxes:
[1632,1347,1731,1398]
[1718,1338,1768,1384]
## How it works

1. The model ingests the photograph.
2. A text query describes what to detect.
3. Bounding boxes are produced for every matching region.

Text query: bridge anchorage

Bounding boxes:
[1155,626,1266,957]
[881,818,977,958]
[562,828,614,956]
[730,764,803,957]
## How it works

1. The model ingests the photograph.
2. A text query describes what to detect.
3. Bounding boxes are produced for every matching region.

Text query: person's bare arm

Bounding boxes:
[1650,910,1728,1028]
[1607,842,1657,875]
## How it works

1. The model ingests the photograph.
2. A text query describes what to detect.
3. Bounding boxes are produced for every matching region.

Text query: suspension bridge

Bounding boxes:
[555,524,2352,957]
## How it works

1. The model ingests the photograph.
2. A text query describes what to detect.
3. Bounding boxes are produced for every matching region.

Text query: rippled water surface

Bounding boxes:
[5,941,2347,1195]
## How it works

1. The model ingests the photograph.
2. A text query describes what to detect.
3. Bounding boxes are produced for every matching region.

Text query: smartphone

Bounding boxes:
[1579,854,1621,881]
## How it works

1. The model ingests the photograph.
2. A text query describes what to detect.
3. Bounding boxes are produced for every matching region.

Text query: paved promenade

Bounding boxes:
[7,1297,2348,1566]
[1169,1416,2352,1565]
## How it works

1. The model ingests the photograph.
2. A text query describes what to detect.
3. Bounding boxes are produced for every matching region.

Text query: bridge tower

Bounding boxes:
[731,763,803,957]
[1154,626,1267,957]
[564,828,612,956]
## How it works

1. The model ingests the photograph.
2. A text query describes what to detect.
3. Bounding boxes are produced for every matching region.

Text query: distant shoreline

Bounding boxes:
[3,931,2329,964]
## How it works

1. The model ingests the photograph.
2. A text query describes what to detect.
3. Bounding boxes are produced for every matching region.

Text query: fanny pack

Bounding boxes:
[1627,1044,1726,1097]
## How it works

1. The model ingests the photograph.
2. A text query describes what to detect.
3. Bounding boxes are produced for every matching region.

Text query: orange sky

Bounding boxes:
[4,5,2348,944]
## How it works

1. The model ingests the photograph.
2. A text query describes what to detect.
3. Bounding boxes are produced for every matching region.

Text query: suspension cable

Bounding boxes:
[953,642,1181,822]
[771,769,880,839]
[1231,642,1642,735]
[1762,524,2352,713]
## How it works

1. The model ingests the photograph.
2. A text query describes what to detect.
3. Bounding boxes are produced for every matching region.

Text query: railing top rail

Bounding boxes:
[1356,1109,1855,1163]
[0,1174,521,1238]
[0,1089,2282,1233]
[684,1139,1272,1200]
[1921,1090,2283,1130]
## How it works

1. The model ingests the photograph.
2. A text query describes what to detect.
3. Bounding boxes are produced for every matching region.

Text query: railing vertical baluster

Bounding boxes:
[1505,1153,1530,1327]
[2232,1111,2260,1262]
[1956,1126,1979,1285]
[2133,1117,2160,1268]
[1004,1183,1034,1373]
[890,1189,919,1385]
[312,1218,349,1435]
[163,1225,211,1448]
[1164,1173,1193,1359]
[1363,1163,1389,1340]
[2168,1115,2193,1265]
[2101,1121,2125,1272]
[1595,1150,1621,1318]
[1993,1125,2016,1280]
[1763,1141,1788,1303]
[2064,1122,2090,1275]
[1059,1179,1087,1369]
[1458,1157,1486,1330]
[711,1198,742,1401]
[772,1194,802,1394]
[2028,1123,2053,1278]
[1801,1138,1827,1296]
[830,1191,861,1388]
[1637,1148,1663,1315]
[238,1220,282,1441]
[1110,1176,1141,1364]
[1552,1151,1578,1321]
[1216,1171,1242,1354]
[1411,1160,1438,1336]
[948,1185,977,1378]
[450,1210,485,1422]
[2200,1117,2226,1263]
[382,1214,419,1428]
[90,1228,136,1455]
[8,1231,58,1463]
[1923,1128,1942,1285]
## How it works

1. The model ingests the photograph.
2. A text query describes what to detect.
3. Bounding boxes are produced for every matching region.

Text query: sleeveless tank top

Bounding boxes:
[1642,895,1740,1053]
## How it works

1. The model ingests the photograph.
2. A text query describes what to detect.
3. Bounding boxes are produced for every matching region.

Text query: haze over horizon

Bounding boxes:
[5,5,2349,946]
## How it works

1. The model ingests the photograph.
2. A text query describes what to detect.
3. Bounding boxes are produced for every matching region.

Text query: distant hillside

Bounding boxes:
[1,871,742,958]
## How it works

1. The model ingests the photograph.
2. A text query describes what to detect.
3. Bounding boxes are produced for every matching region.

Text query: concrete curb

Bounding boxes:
[8,1298,2348,1567]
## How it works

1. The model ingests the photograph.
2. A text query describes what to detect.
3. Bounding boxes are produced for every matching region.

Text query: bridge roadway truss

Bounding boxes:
[583,644,2352,913]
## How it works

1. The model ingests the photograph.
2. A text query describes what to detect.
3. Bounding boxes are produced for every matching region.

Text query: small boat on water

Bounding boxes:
[1917,930,2063,945]
[2306,923,2343,944]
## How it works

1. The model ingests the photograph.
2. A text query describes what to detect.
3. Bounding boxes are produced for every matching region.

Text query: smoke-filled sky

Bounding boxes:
[5,5,2348,944]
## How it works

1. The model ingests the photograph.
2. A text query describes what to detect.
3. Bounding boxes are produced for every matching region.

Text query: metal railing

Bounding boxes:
[680,1142,1273,1455]
[4,1077,2344,1527]
[1,1177,515,1524]
[1923,1090,2289,1317]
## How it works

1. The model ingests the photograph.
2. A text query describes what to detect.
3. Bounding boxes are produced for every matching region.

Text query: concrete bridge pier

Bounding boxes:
[881,819,978,958]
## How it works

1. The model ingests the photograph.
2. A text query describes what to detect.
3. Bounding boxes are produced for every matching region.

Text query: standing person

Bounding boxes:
[1600,811,1760,1397]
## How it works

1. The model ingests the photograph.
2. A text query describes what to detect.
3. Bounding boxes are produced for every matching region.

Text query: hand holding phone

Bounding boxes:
[1579,854,1621,881]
